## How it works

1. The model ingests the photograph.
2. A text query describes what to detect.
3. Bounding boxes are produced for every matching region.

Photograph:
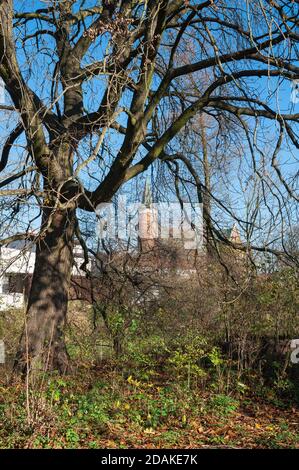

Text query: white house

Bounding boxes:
[0,241,88,311]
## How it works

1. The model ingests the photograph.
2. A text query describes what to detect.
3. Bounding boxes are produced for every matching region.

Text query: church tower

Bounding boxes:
[138,178,158,252]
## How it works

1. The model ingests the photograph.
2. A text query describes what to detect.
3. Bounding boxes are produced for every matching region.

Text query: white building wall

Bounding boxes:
[0,293,24,311]
[0,242,88,311]
[0,246,35,275]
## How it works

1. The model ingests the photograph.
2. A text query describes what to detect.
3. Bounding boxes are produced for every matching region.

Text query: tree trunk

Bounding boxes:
[14,206,75,375]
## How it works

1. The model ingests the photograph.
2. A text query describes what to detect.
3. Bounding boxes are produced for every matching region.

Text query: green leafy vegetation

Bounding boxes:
[1,367,299,449]
[1,265,299,449]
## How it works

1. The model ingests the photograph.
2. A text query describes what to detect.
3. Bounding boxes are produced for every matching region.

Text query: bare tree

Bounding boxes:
[0,0,298,373]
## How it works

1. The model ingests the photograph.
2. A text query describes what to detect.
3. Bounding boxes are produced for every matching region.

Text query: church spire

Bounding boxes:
[142,176,152,208]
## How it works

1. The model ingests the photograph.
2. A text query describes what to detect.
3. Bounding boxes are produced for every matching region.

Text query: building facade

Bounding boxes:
[0,241,88,311]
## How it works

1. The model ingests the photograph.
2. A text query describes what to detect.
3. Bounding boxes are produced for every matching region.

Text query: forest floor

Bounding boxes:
[1,366,299,449]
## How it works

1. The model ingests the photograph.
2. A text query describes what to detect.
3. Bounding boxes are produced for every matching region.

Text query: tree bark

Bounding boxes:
[14,205,75,375]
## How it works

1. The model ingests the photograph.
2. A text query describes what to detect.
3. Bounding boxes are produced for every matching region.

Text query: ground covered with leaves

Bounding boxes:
[1,366,299,449]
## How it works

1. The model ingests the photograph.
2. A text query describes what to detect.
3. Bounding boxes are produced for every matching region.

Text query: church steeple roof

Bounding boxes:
[142,176,153,208]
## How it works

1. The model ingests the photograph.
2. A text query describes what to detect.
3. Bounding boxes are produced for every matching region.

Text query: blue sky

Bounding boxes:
[0,0,298,250]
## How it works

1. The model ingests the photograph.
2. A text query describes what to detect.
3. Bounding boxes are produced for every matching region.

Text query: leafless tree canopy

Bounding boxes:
[0,0,298,371]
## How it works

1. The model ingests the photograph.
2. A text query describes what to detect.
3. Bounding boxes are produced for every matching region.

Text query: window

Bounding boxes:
[2,274,24,294]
